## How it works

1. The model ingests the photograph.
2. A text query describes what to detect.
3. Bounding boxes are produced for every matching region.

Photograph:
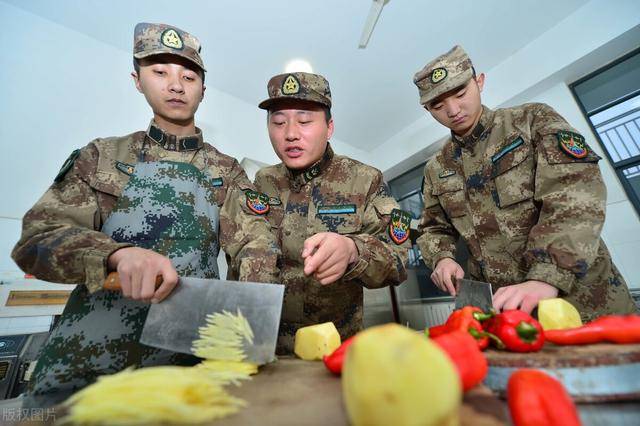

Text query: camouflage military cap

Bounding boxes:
[258,72,332,110]
[133,22,206,72]
[413,45,473,106]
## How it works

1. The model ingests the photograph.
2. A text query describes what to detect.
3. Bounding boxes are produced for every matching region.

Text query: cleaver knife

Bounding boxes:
[454,278,493,312]
[104,272,284,365]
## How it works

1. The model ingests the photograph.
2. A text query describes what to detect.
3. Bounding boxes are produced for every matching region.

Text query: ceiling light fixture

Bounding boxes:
[358,0,390,49]
[284,59,313,73]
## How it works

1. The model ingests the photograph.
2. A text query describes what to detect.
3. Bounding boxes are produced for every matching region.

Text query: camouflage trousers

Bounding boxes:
[23,161,221,408]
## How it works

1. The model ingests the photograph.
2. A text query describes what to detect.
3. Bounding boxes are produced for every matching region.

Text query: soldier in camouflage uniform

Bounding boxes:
[413,45,637,320]
[12,23,279,408]
[254,72,410,353]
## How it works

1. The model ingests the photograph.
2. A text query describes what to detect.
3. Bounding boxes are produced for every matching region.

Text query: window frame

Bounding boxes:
[569,47,640,216]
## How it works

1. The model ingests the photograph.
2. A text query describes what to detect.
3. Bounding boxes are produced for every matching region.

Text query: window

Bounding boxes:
[571,48,640,215]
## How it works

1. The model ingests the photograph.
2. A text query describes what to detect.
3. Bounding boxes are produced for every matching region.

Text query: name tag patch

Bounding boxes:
[492,137,524,163]
[317,204,357,215]
[438,170,456,179]
[268,197,282,206]
[211,177,223,187]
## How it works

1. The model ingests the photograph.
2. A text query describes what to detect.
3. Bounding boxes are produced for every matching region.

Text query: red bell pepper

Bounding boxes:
[427,306,494,350]
[485,310,544,352]
[508,369,581,426]
[545,314,640,345]
[426,323,450,338]
[323,336,356,375]
[431,331,488,392]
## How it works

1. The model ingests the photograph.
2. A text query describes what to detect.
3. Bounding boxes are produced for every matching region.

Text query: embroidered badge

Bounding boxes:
[246,190,270,215]
[304,164,321,182]
[268,197,282,206]
[211,177,223,187]
[115,161,136,176]
[557,130,588,159]
[161,28,183,50]
[282,74,300,95]
[317,204,357,215]
[438,170,456,179]
[389,208,411,245]
[54,149,81,183]
[431,68,448,84]
[491,137,524,163]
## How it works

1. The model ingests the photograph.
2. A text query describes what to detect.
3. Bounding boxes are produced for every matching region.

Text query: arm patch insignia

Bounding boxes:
[557,131,588,159]
[389,208,411,245]
[246,190,270,215]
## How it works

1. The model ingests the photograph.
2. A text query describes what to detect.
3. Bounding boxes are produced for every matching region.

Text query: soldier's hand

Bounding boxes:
[107,247,178,303]
[431,258,464,296]
[301,232,359,285]
[492,280,559,314]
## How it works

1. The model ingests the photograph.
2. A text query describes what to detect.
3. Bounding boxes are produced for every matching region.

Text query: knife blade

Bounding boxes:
[454,278,493,312]
[104,272,284,365]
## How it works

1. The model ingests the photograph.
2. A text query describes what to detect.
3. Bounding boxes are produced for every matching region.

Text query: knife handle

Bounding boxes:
[103,272,163,291]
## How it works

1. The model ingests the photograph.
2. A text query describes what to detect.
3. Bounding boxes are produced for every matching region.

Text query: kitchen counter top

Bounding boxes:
[14,357,640,425]
[216,357,508,426]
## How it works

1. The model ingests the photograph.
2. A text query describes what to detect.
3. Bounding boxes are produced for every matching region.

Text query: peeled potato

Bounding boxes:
[342,324,461,426]
[294,322,341,360]
[539,298,583,330]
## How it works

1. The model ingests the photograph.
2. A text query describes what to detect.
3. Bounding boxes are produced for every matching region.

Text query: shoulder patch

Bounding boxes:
[54,149,81,183]
[115,161,136,176]
[557,130,588,159]
[389,208,411,245]
[317,204,357,215]
[211,177,224,187]
[245,190,270,215]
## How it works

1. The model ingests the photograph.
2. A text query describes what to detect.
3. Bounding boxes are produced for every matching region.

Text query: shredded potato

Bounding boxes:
[192,309,254,361]
[197,360,258,385]
[60,367,245,425]
[61,309,257,424]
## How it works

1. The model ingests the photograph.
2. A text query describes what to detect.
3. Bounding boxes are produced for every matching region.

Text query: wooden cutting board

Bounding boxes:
[15,358,508,426]
[215,357,508,426]
[484,342,640,402]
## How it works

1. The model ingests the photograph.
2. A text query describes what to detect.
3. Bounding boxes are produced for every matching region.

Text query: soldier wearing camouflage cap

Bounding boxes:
[254,72,410,354]
[413,45,636,320]
[13,22,280,408]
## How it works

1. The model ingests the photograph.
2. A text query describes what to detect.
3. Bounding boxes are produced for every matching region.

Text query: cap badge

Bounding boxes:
[161,28,183,50]
[282,74,300,95]
[431,68,448,84]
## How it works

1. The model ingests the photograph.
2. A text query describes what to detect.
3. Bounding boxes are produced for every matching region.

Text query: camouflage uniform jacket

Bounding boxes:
[417,103,637,320]
[255,146,410,351]
[12,125,280,291]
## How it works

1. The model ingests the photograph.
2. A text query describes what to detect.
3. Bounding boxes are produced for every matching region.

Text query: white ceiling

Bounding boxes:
[7,0,589,150]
